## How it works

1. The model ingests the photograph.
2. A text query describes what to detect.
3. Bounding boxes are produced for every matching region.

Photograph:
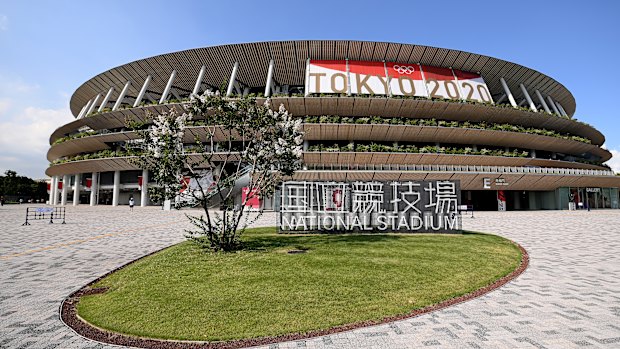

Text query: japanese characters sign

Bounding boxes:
[279,180,462,233]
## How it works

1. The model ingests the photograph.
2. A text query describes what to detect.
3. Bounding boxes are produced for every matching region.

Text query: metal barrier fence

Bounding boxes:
[22,207,66,226]
[304,164,615,176]
[458,204,475,218]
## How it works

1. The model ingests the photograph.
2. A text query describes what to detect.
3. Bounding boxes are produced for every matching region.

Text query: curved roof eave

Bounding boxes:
[69,40,577,117]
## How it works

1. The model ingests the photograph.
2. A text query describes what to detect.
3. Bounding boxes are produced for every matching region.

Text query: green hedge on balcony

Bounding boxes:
[307,143,530,158]
[302,116,592,144]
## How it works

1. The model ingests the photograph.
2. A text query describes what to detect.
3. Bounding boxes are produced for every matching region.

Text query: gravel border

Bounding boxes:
[60,239,529,349]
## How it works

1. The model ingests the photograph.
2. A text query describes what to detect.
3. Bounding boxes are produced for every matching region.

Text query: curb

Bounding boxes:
[61,239,529,349]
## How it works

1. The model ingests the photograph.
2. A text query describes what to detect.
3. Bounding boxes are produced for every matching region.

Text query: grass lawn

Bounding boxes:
[77,228,522,342]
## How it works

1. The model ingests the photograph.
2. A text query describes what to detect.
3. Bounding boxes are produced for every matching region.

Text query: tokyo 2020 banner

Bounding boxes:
[306,60,493,103]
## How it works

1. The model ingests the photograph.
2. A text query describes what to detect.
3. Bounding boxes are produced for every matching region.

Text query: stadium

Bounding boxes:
[46,40,620,211]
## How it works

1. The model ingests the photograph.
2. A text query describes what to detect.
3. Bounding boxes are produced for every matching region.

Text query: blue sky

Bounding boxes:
[0,0,619,178]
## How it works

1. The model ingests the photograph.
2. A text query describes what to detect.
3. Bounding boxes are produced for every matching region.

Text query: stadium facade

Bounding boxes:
[46,40,620,211]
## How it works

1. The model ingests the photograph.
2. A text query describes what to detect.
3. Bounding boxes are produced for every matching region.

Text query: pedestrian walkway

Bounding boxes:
[0,205,618,348]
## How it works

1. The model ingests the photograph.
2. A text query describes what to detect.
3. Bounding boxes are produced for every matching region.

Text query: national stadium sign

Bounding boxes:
[279,180,462,233]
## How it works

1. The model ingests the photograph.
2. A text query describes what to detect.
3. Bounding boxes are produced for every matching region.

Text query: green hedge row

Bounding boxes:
[302,116,591,144]
[52,115,592,147]
[51,149,134,165]
[308,143,530,158]
[80,93,587,128]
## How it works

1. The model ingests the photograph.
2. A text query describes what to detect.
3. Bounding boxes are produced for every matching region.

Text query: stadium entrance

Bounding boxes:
[463,187,619,211]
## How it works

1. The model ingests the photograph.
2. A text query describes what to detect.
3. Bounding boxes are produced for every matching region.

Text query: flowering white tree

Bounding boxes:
[128,108,190,209]
[128,92,303,251]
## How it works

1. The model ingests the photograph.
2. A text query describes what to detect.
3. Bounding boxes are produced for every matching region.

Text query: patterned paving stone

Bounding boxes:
[0,205,619,348]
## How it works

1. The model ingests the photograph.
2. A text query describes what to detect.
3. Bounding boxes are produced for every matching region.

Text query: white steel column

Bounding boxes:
[192,65,206,96]
[345,58,352,96]
[556,102,568,117]
[51,177,56,204]
[159,70,177,104]
[383,61,392,96]
[304,58,310,97]
[499,77,517,107]
[61,175,69,205]
[562,105,570,118]
[133,76,151,107]
[519,84,537,112]
[535,90,551,113]
[89,172,98,206]
[76,104,88,119]
[52,176,59,205]
[112,170,120,206]
[418,63,431,98]
[49,177,56,205]
[451,68,465,101]
[79,99,93,118]
[171,89,182,101]
[86,93,101,115]
[140,169,149,207]
[98,87,115,112]
[73,173,80,206]
[226,62,239,97]
[113,81,131,111]
[556,102,565,116]
[264,60,275,97]
[547,96,561,115]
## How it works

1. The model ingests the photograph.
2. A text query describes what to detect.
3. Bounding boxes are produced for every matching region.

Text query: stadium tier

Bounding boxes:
[46,41,620,210]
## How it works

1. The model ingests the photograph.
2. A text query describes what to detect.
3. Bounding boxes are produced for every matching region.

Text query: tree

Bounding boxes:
[0,170,48,201]
[128,92,303,251]
[128,109,189,209]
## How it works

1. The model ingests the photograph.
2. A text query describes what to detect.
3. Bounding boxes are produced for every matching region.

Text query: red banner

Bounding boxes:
[180,176,191,193]
[58,182,63,190]
[242,187,261,209]
[86,178,92,189]
[138,176,143,189]
[307,60,492,102]
[497,190,506,211]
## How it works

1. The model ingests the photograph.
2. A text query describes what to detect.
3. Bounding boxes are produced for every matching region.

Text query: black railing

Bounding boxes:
[22,207,66,225]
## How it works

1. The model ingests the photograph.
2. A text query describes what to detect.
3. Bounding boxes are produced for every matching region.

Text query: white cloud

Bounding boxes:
[0,74,74,178]
[0,14,7,31]
[0,105,73,178]
[606,149,620,174]
[0,76,40,93]
[0,106,71,154]
[0,98,10,113]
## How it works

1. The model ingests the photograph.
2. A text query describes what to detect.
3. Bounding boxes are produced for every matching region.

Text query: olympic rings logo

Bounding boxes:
[393,65,415,75]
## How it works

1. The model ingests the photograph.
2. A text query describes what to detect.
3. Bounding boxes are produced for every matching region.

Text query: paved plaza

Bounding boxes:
[0,205,619,349]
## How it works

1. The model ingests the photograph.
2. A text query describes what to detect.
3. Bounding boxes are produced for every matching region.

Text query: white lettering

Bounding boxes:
[323,215,335,230]
[280,181,462,232]
[444,214,460,230]
[483,178,491,189]
[397,214,410,230]
[377,215,389,230]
